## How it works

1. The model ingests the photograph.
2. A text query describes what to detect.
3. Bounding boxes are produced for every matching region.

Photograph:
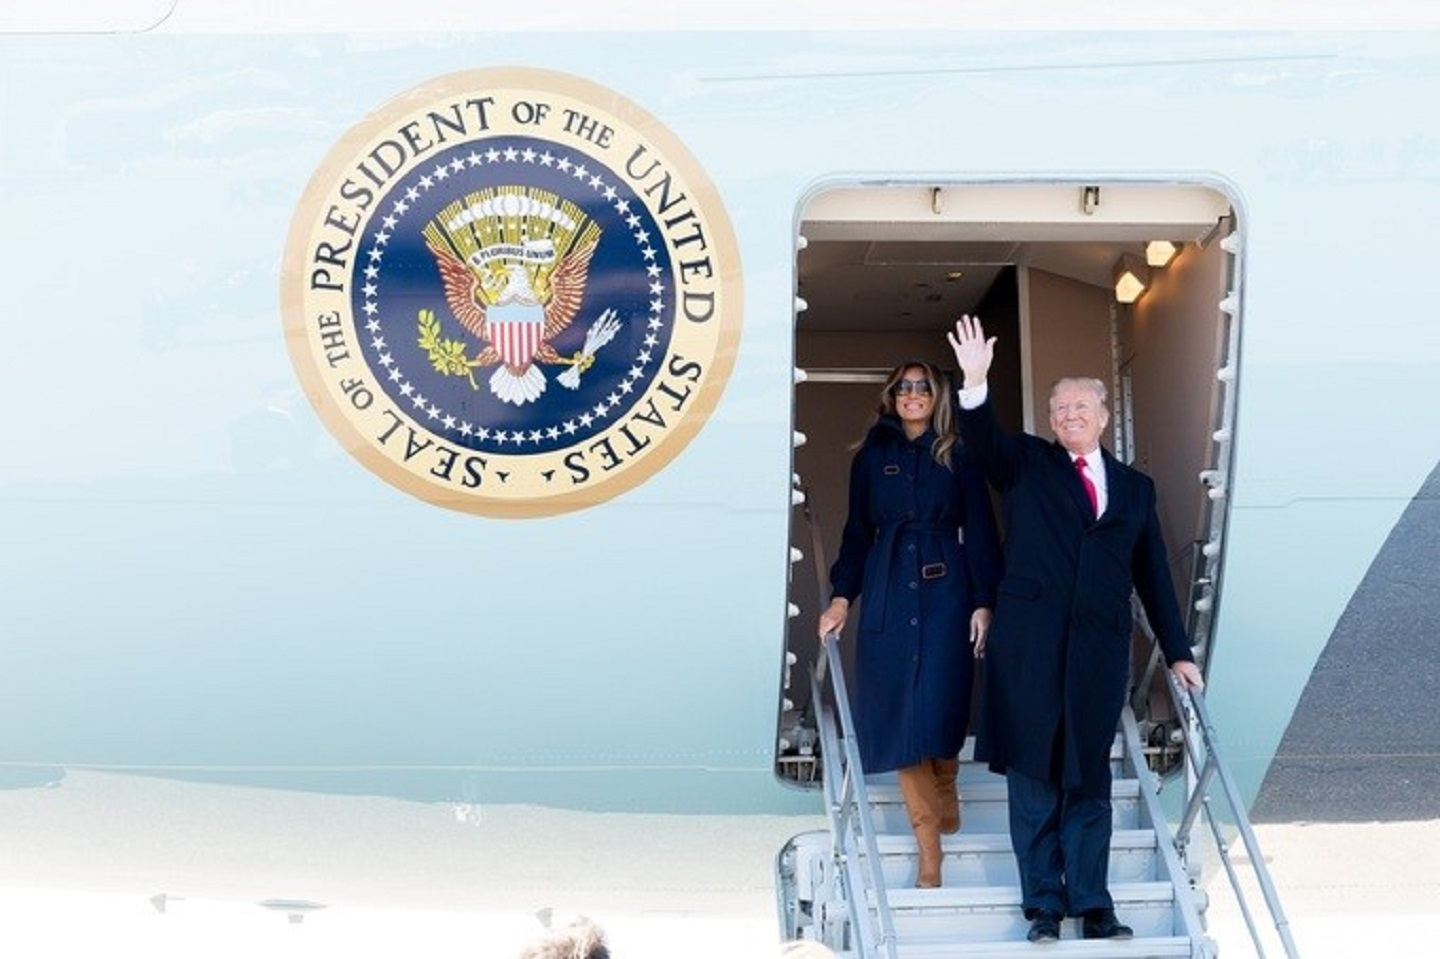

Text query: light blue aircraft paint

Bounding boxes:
[3,3,1439,946]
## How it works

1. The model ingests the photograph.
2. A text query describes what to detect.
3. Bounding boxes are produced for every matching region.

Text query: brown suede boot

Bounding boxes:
[896,764,943,887]
[933,757,961,835]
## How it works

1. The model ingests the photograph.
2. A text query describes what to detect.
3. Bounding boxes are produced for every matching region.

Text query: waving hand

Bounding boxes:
[946,314,996,390]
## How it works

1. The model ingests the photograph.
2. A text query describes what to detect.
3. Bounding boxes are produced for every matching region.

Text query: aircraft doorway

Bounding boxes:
[777,181,1241,786]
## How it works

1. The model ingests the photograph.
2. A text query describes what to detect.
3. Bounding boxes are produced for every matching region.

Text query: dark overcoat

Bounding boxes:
[957,398,1194,798]
[828,415,1002,773]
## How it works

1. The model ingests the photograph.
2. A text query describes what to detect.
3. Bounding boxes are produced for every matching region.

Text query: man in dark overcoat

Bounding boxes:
[947,315,1204,943]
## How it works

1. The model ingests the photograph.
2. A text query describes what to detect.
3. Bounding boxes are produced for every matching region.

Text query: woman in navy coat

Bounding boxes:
[817,360,1001,888]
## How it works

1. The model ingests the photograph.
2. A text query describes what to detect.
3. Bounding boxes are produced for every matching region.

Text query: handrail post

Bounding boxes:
[1177,758,1218,845]
[1182,684,1302,958]
[810,637,899,959]
[1130,597,1301,958]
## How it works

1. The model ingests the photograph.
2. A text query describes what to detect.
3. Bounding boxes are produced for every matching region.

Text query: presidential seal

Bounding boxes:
[281,68,741,517]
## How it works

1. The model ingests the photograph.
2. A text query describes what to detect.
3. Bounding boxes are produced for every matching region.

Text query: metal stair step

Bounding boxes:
[861,777,1140,806]
[867,829,1156,855]
[860,829,1161,888]
[861,778,1144,833]
[876,880,1177,909]
[782,829,1164,899]
[886,936,1197,957]
[870,882,1180,943]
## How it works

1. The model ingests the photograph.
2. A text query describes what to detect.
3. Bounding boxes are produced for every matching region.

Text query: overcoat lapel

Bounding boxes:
[1050,441,1097,521]
[1098,449,1130,526]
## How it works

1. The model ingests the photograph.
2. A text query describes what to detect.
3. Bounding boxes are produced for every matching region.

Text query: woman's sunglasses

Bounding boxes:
[892,378,933,397]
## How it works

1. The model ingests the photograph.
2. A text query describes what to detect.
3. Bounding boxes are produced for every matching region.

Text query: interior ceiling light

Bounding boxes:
[1146,240,1179,268]
[1113,253,1149,304]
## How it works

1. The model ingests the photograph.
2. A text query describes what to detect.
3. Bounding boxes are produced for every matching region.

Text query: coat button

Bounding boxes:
[910,617,918,626]
[908,581,917,589]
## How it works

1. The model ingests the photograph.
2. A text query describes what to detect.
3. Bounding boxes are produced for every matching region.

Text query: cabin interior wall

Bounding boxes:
[1119,240,1229,610]
[1024,268,1115,430]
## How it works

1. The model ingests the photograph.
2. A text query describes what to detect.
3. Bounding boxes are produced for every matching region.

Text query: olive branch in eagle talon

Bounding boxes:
[418,308,480,390]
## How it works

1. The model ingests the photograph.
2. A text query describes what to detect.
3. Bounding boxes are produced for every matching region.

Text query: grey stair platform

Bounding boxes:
[778,718,1213,957]
[875,881,1179,942]
[786,828,1162,889]
[873,938,1193,958]
[860,778,1144,834]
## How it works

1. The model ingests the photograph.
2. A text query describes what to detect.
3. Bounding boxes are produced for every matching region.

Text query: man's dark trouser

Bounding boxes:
[1006,766,1114,918]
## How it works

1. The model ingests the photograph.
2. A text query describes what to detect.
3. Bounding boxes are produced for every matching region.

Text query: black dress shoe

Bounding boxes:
[1081,908,1134,940]
[1026,909,1062,943]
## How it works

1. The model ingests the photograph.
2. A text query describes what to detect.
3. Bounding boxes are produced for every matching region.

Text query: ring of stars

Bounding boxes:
[358,141,670,451]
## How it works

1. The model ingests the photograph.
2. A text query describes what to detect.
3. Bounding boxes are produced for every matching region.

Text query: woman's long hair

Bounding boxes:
[873,360,957,468]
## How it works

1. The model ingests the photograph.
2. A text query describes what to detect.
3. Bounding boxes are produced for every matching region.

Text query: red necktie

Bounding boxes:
[1074,456,1098,518]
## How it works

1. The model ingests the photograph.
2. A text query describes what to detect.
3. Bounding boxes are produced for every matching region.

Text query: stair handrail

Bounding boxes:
[1166,673,1301,959]
[799,484,895,955]
[811,635,899,959]
[1132,597,1301,958]
[798,486,888,952]
[1118,706,1215,958]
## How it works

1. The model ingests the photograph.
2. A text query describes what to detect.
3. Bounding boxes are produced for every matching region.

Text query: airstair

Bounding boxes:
[776,635,1299,958]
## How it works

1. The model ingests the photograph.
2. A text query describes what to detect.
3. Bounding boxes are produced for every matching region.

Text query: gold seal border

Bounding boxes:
[280,67,743,518]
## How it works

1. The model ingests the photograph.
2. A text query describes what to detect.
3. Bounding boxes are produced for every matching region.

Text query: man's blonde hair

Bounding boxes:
[1049,376,1107,407]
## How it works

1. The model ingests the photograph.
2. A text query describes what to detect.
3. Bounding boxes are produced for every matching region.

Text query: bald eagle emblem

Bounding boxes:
[420,186,619,405]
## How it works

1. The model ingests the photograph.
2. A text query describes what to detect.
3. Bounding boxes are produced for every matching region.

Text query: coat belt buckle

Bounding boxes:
[921,562,947,580]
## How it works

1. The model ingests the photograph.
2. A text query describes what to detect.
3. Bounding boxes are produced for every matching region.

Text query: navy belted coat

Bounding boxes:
[828,416,1002,774]
[957,398,1195,798]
